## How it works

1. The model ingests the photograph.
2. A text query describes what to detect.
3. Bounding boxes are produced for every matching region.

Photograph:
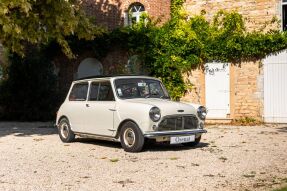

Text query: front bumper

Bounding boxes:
[144,129,207,138]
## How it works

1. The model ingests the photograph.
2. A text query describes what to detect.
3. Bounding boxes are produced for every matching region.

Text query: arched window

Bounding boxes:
[124,3,145,26]
[77,58,103,79]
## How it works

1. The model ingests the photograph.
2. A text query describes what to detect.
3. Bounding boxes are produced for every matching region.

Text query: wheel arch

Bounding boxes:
[57,115,69,125]
[115,119,143,139]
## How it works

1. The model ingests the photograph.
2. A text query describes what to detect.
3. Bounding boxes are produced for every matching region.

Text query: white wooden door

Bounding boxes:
[205,62,230,118]
[263,51,287,123]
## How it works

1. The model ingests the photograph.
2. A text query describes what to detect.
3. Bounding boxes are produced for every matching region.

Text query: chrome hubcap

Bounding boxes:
[123,128,135,147]
[60,123,69,139]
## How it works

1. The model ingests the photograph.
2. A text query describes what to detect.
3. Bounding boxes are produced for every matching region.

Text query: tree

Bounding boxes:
[0,47,60,121]
[0,0,103,58]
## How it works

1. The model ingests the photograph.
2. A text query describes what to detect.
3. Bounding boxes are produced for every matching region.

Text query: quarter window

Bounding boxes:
[69,83,89,101]
[89,82,100,101]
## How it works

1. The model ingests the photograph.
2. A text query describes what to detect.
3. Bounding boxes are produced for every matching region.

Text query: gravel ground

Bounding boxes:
[0,122,286,191]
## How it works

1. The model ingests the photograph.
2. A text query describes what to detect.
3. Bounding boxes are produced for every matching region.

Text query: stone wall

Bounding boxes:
[232,62,264,120]
[181,69,205,105]
[57,0,276,121]
[181,62,264,121]
[181,0,282,120]
[184,0,280,30]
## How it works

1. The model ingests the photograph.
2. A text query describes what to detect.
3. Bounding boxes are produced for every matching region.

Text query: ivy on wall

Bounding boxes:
[64,8,287,100]
[2,0,287,121]
[19,0,283,101]
[110,9,287,100]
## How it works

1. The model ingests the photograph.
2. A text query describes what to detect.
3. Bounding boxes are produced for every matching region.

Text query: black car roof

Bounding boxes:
[75,75,152,81]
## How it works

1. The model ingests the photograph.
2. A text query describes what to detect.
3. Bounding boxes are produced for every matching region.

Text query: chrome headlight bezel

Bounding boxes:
[149,107,161,122]
[197,106,207,120]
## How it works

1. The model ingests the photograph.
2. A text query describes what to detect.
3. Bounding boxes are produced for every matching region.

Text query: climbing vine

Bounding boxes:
[2,1,287,121]
[110,6,287,100]
[3,1,287,102]
[39,2,287,100]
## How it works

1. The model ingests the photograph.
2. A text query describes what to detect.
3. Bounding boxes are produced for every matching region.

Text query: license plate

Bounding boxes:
[170,135,195,144]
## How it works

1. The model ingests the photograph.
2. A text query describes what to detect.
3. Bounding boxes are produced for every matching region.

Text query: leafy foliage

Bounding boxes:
[0,0,103,58]
[0,47,60,121]
[2,1,287,121]
[109,10,287,100]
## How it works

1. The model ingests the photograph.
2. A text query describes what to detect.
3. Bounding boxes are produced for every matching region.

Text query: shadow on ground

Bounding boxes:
[0,122,57,138]
[145,142,209,152]
[76,138,122,149]
[277,126,287,133]
[76,138,209,152]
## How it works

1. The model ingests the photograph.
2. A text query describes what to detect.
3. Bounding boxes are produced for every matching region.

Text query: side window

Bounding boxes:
[88,81,115,101]
[98,81,115,101]
[69,83,89,101]
[89,82,100,101]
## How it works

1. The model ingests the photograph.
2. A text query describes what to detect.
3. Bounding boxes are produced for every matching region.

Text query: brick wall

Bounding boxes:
[82,0,171,29]
[56,0,170,94]
[54,48,129,95]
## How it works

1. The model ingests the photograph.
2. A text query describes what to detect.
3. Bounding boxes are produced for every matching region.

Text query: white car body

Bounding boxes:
[56,76,207,151]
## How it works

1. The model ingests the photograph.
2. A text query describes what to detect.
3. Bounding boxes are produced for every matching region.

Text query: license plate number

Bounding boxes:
[170,135,195,144]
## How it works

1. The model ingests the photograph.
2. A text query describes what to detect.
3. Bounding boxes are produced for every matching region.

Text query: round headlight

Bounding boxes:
[149,107,161,122]
[197,106,207,120]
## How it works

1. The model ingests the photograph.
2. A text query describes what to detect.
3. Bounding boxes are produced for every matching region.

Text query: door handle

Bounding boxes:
[86,104,90,107]
[109,109,116,111]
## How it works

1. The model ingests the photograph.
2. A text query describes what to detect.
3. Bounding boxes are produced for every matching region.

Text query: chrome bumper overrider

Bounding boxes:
[144,129,207,138]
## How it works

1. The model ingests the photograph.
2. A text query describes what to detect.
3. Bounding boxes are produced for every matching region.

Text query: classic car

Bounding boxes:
[56,76,207,152]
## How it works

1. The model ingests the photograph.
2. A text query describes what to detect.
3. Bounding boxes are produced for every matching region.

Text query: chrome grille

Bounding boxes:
[158,115,198,131]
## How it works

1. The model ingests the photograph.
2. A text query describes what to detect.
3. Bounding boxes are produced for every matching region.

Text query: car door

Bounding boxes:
[66,82,89,132]
[85,81,116,136]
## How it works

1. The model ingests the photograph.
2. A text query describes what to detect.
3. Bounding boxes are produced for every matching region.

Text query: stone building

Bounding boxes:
[181,0,287,123]
[56,0,287,123]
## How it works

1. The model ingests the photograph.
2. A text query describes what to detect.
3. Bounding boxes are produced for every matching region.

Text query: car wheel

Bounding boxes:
[120,122,144,152]
[58,118,75,143]
[182,135,201,147]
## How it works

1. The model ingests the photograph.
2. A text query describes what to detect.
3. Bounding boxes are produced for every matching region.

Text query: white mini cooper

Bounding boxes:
[56,76,207,152]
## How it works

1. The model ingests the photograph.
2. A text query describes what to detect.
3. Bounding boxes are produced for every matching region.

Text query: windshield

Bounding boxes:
[114,78,170,99]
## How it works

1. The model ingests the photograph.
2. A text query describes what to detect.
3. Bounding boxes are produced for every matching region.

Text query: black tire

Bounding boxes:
[58,118,75,143]
[120,122,145,152]
[182,135,201,147]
